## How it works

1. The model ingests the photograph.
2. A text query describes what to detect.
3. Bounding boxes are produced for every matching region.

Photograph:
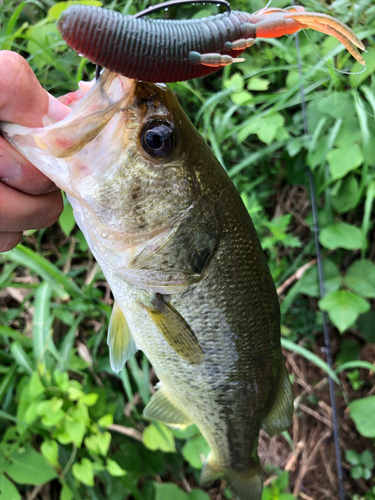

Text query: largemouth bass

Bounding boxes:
[1,70,293,500]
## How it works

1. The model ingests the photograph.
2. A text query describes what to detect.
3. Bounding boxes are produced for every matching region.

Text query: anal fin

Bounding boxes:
[107,301,137,373]
[143,383,193,428]
[261,363,293,437]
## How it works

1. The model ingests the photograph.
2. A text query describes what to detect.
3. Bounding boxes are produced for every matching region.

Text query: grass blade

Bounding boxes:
[0,326,32,346]
[335,361,375,374]
[33,282,52,365]
[10,342,35,374]
[5,244,83,299]
[281,338,340,384]
[0,365,17,405]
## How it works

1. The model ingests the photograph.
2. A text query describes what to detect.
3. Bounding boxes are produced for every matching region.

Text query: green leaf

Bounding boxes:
[357,311,375,342]
[345,449,360,466]
[143,423,176,453]
[0,473,21,500]
[60,481,74,500]
[261,486,273,500]
[80,393,99,407]
[67,386,84,401]
[349,396,375,438]
[97,414,113,428]
[188,489,211,500]
[231,91,253,105]
[334,118,361,148]
[237,113,284,145]
[154,483,188,500]
[26,22,63,70]
[360,450,374,470]
[273,471,289,492]
[363,467,372,480]
[98,432,111,456]
[76,230,89,252]
[298,260,342,297]
[171,424,199,440]
[330,175,358,214]
[327,145,363,180]
[344,260,375,298]
[59,202,76,237]
[319,290,369,333]
[223,73,244,92]
[182,434,210,469]
[85,434,101,455]
[317,93,353,119]
[55,420,86,447]
[320,223,362,250]
[351,465,363,479]
[72,458,94,486]
[48,1,103,22]
[350,47,375,87]
[247,77,270,91]
[4,445,57,485]
[286,137,303,157]
[335,340,360,366]
[106,458,126,477]
[41,440,59,468]
[28,372,45,399]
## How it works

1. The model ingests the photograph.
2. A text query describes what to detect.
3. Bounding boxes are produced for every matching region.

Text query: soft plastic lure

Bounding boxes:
[57,1,365,82]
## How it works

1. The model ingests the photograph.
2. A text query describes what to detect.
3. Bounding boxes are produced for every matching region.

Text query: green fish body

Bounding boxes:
[1,71,293,500]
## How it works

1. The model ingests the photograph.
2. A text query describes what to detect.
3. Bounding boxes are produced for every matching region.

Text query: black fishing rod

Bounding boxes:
[292,1,345,497]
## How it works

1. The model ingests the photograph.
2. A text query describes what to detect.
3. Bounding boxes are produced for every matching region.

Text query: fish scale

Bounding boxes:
[1,71,293,500]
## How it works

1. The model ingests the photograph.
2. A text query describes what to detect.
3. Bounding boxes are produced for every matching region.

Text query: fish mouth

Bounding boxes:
[0,71,135,193]
[1,70,134,157]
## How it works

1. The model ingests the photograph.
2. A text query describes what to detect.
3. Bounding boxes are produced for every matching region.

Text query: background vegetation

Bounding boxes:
[0,0,374,498]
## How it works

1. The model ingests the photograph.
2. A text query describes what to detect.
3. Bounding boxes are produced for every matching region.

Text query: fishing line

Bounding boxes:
[292,3,345,500]
[301,30,375,119]
[302,29,367,76]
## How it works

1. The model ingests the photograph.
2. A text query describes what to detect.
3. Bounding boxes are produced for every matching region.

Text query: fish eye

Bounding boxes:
[141,120,175,158]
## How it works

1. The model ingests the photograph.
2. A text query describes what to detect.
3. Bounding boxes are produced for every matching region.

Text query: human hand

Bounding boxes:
[0,51,70,252]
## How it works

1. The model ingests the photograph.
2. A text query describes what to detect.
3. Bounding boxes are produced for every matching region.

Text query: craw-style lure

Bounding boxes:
[57,1,365,82]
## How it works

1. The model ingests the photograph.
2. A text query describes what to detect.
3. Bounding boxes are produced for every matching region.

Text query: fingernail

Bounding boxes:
[47,94,71,121]
[0,150,22,181]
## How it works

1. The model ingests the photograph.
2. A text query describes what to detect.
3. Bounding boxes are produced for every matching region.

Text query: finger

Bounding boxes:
[0,51,69,126]
[0,232,23,252]
[0,182,63,231]
[0,137,59,195]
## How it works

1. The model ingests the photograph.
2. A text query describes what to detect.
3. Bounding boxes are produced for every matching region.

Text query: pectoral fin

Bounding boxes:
[143,383,193,427]
[142,295,204,365]
[261,363,293,437]
[107,301,137,373]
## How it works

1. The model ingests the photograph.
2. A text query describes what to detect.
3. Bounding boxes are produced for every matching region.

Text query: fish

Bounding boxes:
[1,70,293,500]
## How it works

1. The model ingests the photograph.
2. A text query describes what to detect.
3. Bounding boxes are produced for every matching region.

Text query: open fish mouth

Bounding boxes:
[0,71,135,195]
